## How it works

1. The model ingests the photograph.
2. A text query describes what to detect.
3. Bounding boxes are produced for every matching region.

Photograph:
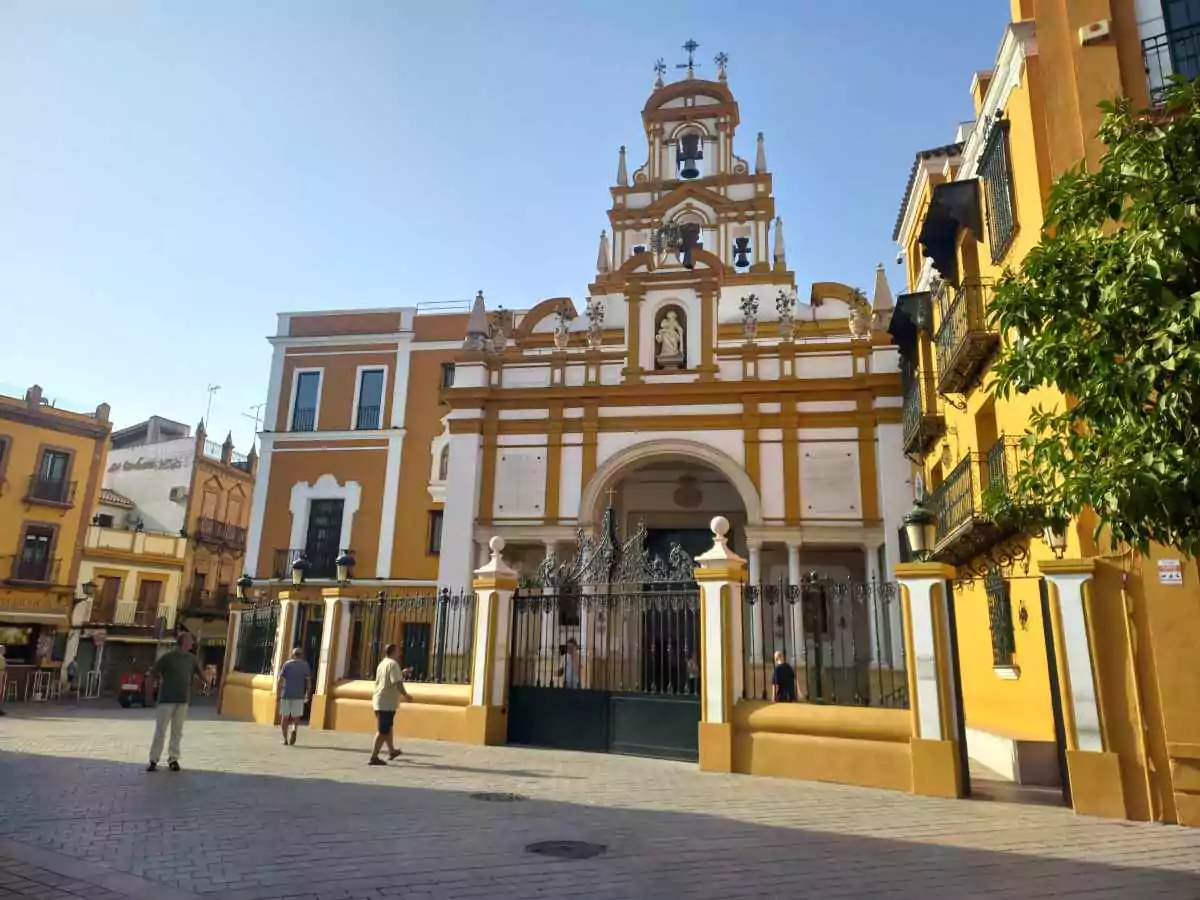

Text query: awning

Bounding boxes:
[918,179,982,284]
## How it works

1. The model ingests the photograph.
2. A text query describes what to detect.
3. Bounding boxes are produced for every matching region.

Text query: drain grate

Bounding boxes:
[525,841,607,860]
[469,791,527,803]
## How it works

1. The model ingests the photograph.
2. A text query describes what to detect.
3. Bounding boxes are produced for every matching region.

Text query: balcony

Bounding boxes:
[929,437,1024,566]
[272,547,338,580]
[1143,23,1200,105]
[933,280,999,395]
[355,405,381,430]
[184,586,230,617]
[24,475,77,508]
[902,375,945,455]
[89,599,177,630]
[6,555,61,585]
[291,407,316,432]
[194,516,247,550]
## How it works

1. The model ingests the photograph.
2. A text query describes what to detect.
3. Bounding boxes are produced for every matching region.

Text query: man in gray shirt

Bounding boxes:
[276,647,312,746]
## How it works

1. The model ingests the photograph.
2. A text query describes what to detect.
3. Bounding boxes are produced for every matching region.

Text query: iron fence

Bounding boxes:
[1143,23,1200,104]
[234,601,280,675]
[291,407,316,432]
[511,587,701,696]
[344,590,474,683]
[355,405,381,430]
[741,577,907,708]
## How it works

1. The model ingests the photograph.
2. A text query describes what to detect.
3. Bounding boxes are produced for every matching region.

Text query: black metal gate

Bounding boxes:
[507,507,700,761]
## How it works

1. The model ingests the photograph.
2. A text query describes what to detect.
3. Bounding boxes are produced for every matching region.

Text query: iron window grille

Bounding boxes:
[984,566,1017,667]
[979,116,1016,263]
[440,363,456,388]
[427,510,443,555]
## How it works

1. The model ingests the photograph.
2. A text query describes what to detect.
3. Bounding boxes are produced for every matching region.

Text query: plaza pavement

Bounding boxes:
[0,704,1198,899]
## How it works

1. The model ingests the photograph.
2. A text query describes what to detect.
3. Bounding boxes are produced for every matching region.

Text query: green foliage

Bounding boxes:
[987,79,1200,555]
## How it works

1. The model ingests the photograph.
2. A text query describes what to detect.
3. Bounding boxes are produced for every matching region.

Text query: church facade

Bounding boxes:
[244,62,910,607]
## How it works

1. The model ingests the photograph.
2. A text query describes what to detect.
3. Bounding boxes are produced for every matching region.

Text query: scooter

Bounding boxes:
[118,671,146,708]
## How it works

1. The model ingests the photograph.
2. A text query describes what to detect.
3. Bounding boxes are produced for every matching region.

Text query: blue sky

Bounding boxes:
[0,1,1010,448]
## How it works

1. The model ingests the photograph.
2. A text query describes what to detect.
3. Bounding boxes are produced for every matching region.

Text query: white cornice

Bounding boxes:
[960,21,1038,178]
[269,332,413,348]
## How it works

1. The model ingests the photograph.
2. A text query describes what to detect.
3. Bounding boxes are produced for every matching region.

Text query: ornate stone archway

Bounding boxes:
[578,439,763,529]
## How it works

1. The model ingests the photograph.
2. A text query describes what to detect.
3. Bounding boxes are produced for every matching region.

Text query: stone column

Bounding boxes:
[746,540,763,663]
[786,542,801,586]
[695,516,747,774]
[466,537,518,745]
[894,561,963,799]
[1040,558,1126,820]
[786,543,803,668]
[308,587,349,731]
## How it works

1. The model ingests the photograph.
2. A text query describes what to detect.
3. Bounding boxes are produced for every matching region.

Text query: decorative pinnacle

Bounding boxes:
[714,51,728,81]
[653,58,666,88]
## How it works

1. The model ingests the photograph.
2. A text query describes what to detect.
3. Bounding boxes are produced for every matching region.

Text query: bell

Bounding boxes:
[733,236,751,269]
[680,223,701,270]
[677,133,703,180]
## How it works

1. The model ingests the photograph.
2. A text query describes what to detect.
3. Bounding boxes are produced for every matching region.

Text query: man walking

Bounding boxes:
[369,643,411,766]
[277,647,312,746]
[146,632,204,772]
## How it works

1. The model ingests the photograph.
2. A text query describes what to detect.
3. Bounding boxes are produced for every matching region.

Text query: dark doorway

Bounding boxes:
[305,499,343,578]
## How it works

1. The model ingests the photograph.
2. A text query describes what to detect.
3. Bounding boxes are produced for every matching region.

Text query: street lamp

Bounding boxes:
[235,573,253,601]
[903,498,936,562]
[81,580,96,599]
[291,555,311,587]
[1043,523,1068,560]
[335,550,355,584]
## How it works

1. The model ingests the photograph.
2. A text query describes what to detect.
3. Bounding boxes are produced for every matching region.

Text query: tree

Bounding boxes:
[988,79,1200,556]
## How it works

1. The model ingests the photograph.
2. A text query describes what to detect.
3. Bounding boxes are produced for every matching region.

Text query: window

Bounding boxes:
[440,363,456,388]
[438,446,450,481]
[355,369,385,430]
[304,498,344,577]
[985,567,1017,668]
[291,371,320,432]
[29,449,72,503]
[979,117,1016,263]
[427,510,444,555]
[16,526,54,582]
[92,575,121,623]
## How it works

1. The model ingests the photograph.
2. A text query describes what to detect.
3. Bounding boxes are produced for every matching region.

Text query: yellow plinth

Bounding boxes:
[699,722,734,773]
[1067,749,1128,820]
[910,738,963,798]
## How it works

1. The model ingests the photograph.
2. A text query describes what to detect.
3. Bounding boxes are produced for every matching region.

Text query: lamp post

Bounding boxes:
[235,573,253,602]
[903,498,936,562]
[291,555,310,588]
[335,550,355,585]
[1043,523,1068,560]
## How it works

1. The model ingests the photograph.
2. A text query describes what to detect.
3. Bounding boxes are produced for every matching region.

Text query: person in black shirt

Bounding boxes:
[771,650,797,702]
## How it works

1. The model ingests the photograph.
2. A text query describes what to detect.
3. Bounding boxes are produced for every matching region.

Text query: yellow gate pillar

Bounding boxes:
[1040,558,1127,820]
[466,536,517,745]
[894,562,963,799]
[308,588,347,731]
[695,516,746,773]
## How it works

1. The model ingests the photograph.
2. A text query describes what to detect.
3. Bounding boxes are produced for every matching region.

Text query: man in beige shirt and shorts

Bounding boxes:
[369,643,411,765]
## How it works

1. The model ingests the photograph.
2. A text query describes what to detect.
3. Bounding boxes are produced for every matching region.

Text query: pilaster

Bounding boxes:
[466,537,518,746]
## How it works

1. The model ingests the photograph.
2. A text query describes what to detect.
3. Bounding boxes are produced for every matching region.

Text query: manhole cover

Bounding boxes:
[525,841,607,860]
[470,791,527,803]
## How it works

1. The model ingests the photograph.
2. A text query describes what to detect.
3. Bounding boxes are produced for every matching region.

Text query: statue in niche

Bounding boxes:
[655,309,686,369]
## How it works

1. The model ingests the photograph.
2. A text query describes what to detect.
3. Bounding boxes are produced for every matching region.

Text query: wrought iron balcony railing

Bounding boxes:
[929,436,1024,566]
[901,375,945,455]
[1143,23,1200,105]
[933,280,999,395]
[272,547,338,580]
[25,475,77,507]
[7,555,60,585]
[355,405,381,430]
[194,517,247,549]
[185,585,230,614]
[291,407,316,432]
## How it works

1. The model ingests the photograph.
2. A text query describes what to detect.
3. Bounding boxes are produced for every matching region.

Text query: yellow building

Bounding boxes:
[892,0,1200,825]
[0,384,110,695]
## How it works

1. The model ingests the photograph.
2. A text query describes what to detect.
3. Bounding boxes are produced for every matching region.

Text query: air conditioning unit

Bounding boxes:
[169,486,188,504]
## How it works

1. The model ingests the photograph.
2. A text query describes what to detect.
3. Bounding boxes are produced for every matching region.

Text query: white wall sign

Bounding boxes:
[1157,559,1183,586]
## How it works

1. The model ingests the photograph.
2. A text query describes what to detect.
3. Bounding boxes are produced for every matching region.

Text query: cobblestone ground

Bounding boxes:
[1,705,1199,899]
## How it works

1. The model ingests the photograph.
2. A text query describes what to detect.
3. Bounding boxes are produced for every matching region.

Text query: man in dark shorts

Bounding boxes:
[146,632,204,772]
[369,643,411,765]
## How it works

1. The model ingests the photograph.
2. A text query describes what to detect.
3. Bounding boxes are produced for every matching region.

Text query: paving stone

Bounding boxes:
[0,705,1199,898]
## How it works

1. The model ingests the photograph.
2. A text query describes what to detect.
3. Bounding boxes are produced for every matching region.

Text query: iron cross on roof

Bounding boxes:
[676,39,700,76]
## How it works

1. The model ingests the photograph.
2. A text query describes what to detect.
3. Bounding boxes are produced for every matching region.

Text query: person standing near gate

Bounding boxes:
[146,632,204,772]
[560,638,581,689]
[277,647,312,746]
[369,643,411,766]
[771,650,797,703]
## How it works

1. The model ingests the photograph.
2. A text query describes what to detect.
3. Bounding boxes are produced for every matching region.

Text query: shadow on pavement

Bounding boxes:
[0,745,1197,900]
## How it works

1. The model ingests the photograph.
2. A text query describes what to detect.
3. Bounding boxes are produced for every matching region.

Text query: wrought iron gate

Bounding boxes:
[508,508,700,761]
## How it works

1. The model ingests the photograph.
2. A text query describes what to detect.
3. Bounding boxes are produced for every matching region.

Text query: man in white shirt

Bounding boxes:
[369,643,411,766]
